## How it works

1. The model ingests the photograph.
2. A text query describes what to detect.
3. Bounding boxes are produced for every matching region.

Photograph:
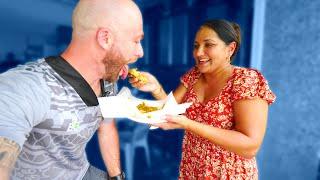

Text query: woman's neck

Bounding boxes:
[202,64,233,84]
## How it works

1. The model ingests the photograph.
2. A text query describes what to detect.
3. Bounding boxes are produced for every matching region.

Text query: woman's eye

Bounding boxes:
[193,44,199,49]
[205,43,214,47]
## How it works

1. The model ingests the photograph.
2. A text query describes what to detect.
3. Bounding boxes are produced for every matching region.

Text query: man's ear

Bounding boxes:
[97,28,113,50]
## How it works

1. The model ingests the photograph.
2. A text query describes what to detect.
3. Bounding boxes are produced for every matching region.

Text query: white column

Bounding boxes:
[250,0,266,70]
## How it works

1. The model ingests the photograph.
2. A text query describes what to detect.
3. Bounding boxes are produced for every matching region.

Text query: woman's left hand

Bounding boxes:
[152,115,190,130]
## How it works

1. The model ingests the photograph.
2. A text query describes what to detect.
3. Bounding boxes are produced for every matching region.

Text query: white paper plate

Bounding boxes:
[98,87,192,125]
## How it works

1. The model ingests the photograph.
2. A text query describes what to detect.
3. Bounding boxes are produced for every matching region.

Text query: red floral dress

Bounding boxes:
[179,66,276,180]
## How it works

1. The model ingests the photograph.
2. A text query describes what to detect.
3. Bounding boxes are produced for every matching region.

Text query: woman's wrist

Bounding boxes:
[151,85,162,96]
[151,85,167,100]
[182,117,192,130]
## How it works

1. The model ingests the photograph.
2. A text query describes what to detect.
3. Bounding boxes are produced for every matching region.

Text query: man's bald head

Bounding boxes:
[72,0,142,37]
[64,0,144,83]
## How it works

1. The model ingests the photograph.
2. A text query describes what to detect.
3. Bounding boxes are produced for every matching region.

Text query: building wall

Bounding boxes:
[258,0,320,179]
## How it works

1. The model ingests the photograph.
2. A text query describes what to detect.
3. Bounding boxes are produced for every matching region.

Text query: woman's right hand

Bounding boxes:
[128,71,161,93]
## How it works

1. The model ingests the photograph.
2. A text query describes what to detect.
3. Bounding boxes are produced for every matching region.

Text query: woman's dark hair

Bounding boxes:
[201,19,241,61]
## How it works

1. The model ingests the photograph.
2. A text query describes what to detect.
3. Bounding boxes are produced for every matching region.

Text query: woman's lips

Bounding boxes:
[198,59,211,65]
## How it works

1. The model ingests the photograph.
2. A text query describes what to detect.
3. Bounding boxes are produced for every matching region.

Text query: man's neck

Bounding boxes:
[61,46,103,96]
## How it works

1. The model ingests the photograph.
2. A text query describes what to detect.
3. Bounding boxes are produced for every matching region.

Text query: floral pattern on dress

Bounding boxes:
[178,66,276,180]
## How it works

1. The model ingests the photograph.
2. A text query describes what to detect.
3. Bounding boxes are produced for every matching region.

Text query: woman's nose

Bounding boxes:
[195,46,204,57]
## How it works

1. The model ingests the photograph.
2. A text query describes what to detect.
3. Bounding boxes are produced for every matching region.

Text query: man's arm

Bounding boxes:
[97,120,122,177]
[0,137,20,180]
[0,70,51,179]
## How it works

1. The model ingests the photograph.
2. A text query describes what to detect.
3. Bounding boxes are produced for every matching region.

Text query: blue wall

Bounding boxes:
[258,0,320,179]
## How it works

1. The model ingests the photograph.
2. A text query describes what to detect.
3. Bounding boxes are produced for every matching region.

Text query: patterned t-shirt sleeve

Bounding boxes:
[232,68,276,105]
[180,67,200,88]
[0,69,51,148]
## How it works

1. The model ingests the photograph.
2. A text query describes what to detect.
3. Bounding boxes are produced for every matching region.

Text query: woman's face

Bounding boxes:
[193,26,233,73]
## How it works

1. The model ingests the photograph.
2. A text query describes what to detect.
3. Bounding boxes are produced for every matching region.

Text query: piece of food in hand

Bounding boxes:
[128,68,148,84]
[136,102,162,113]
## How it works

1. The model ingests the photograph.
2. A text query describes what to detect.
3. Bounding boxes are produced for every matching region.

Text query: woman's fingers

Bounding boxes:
[164,115,180,123]
[128,71,160,92]
[153,123,170,130]
[151,122,181,130]
[129,76,147,88]
[128,77,137,83]
[163,115,188,129]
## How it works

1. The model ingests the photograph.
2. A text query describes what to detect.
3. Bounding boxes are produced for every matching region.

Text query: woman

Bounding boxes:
[130,19,275,179]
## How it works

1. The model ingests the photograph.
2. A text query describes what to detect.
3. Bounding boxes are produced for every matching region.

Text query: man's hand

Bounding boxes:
[0,137,20,180]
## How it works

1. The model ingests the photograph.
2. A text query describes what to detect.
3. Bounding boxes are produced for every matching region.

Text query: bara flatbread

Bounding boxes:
[128,68,148,83]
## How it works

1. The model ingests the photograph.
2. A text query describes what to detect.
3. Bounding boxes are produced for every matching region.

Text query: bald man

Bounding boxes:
[0,0,144,179]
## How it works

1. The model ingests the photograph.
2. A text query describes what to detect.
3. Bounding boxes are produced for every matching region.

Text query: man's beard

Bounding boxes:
[102,44,126,82]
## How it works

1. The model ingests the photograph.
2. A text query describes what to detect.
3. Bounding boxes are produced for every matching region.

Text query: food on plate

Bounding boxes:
[128,68,148,83]
[136,102,162,113]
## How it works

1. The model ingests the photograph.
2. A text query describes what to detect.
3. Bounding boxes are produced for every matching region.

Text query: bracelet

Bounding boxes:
[109,171,125,180]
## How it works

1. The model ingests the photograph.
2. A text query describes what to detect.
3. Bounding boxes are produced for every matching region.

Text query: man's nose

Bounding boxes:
[136,43,144,58]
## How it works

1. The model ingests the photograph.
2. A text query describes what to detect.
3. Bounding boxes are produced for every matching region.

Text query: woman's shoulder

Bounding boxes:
[231,66,276,104]
[233,66,262,79]
[232,66,268,85]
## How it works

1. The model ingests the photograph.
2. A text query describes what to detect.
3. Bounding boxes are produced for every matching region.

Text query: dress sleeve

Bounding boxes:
[180,67,200,88]
[0,70,51,148]
[232,68,276,105]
